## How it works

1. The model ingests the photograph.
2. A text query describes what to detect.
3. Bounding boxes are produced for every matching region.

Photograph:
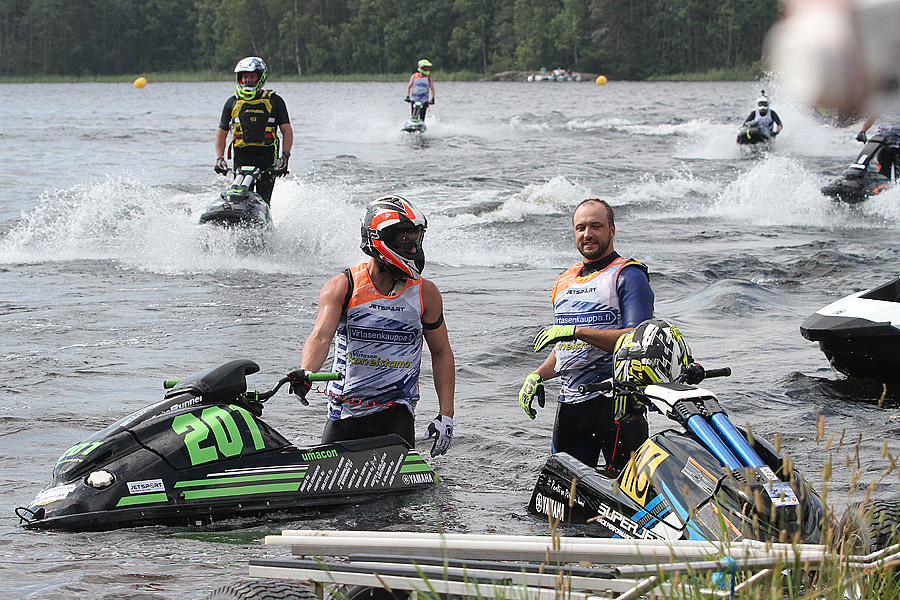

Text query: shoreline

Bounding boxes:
[0,67,761,85]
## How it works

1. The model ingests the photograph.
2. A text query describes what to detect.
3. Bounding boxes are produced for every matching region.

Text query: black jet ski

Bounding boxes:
[402,100,428,133]
[820,134,893,204]
[200,167,273,228]
[736,121,773,146]
[528,364,824,543]
[15,360,435,531]
[800,277,900,382]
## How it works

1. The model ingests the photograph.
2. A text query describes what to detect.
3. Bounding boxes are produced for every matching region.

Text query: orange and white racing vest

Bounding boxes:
[326,263,424,420]
[551,256,643,403]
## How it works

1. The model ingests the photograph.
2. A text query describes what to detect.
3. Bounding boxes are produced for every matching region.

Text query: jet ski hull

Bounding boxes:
[737,123,773,146]
[800,278,900,381]
[16,360,436,531]
[199,194,272,228]
[821,134,893,204]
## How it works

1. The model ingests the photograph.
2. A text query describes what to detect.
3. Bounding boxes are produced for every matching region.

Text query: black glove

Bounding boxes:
[214,157,228,174]
[429,98,435,105]
[286,368,311,406]
[274,154,289,177]
[404,96,411,103]
[856,130,867,143]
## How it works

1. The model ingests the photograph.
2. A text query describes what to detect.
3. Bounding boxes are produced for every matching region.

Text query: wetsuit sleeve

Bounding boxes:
[218,97,236,131]
[617,265,654,329]
[272,94,290,125]
[745,111,756,123]
[772,111,783,126]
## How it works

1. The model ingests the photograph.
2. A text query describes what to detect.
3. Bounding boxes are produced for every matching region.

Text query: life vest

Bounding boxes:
[751,109,775,133]
[231,90,277,148]
[551,256,647,404]
[409,74,431,102]
[326,263,424,420]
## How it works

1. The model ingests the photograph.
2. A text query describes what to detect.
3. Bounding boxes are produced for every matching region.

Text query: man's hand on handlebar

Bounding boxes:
[286,368,312,405]
[214,157,228,174]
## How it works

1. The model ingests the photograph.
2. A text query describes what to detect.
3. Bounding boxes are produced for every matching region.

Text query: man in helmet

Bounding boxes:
[296,196,455,458]
[214,57,293,204]
[518,198,654,473]
[743,93,783,137]
[405,59,436,121]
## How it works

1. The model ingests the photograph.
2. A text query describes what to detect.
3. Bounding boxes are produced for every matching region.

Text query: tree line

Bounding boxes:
[0,0,778,79]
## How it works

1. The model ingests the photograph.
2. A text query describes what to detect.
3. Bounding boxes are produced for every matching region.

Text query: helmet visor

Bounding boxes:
[390,228,424,255]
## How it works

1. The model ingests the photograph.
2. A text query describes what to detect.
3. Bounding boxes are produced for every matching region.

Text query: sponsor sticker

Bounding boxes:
[348,327,416,344]
[127,479,165,495]
[619,440,669,506]
[33,484,77,506]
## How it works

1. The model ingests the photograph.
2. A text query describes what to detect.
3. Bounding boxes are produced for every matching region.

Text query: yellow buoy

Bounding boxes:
[596,75,608,86]
[133,77,147,89]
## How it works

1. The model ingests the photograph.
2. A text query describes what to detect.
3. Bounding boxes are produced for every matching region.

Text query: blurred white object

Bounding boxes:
[766,0,900,116]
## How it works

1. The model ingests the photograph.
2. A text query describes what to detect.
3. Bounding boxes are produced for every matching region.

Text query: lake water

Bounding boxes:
[2,80,899,599]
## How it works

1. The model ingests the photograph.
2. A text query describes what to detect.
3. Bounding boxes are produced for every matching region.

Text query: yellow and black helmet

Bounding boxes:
[614,319,692,387]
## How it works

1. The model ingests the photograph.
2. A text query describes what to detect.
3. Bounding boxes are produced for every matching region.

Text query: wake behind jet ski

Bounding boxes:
[820,134,894,203]
[16,360,435,531]
[528,326,824,544]
[800,277,900,382]
[200,166,274,228]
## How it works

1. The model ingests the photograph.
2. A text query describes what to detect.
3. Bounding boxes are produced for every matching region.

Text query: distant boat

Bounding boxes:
[526,71,583,82]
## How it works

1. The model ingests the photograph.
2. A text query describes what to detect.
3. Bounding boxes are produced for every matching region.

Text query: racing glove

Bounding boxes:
[533,325,577,352]
[519,373,545,419]
[405,96,411,102]
[274,154,289,177]
[856,130,867,143]
[214,157,228,174]
[422,415,453,457]
[286,368,311,406]
[429,98,435,105]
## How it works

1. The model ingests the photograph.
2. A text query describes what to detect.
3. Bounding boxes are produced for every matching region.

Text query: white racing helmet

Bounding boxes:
[234,56,268,100]
[614,319,693,386]
[360,196,428,279]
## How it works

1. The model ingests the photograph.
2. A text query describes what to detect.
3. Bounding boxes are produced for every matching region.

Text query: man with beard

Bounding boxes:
[519,198,654,473]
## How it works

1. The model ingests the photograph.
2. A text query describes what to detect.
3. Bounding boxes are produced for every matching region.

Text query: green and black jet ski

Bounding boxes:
[16,360,435,531]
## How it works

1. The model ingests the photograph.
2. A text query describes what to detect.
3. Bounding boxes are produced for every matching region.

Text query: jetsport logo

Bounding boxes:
[349,326,416,344]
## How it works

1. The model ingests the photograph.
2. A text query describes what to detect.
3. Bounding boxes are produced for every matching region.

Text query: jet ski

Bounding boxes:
[528,364,824,543]
[200,167,273,228]
[800,277,900,382]
[402,100,428,133]
[15,360,436,531]
[820,134,893,204]
[736,121,774,146]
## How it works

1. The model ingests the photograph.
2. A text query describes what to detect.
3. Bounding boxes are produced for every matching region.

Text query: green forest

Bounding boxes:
[0,0,779,79]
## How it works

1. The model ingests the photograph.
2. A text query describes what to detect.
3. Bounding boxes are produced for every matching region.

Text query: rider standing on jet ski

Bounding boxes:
[856,112,900,178]
[214,57,293,204]
[519,199,654,473]
[296,196,455,458]
[405,59,435,121]
[743,92,783,137]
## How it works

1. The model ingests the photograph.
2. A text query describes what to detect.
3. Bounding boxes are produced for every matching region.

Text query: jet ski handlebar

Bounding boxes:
[577,363,731,394]
[253,371,342,402]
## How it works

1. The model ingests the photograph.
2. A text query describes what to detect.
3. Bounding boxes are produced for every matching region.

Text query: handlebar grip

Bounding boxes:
[578,380,614,394]
[163,379,179,389]
[703,367,732,379]
[307,372,342,382]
